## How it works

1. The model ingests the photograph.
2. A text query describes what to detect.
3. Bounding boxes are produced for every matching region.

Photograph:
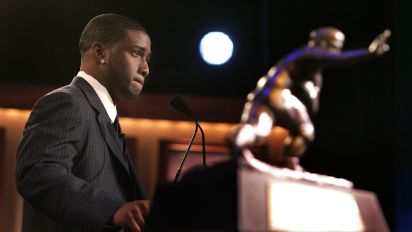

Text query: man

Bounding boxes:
[227,27,390,170]
[15,13,151,232]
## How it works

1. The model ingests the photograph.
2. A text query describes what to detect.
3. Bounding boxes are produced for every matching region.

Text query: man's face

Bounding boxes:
[106,29,151,101]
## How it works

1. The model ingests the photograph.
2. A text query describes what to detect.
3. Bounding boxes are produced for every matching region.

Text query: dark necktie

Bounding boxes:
[113,116,123,140]
[113,116,128,161]
[113,116,135,196]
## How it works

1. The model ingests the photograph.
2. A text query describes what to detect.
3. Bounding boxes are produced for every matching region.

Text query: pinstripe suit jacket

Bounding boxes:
[15,77,146,232]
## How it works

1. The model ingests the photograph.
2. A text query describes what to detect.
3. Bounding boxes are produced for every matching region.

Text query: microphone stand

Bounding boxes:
[174,123,199,183]
[170,95,207,183]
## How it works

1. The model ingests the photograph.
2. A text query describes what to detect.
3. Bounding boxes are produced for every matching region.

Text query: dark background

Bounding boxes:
[1,0,411,231]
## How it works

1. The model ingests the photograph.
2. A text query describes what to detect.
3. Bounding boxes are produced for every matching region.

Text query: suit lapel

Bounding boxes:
[71,77,129,172]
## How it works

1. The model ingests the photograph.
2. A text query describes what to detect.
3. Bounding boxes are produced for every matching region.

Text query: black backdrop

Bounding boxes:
[1,0,409,230]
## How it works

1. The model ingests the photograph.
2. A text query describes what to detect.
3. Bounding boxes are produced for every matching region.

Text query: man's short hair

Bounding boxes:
[79,13,146,56]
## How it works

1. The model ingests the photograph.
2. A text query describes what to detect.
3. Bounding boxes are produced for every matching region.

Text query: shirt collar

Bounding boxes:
[77,71,117,123]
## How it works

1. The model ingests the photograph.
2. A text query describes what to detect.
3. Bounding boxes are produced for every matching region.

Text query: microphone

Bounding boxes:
[170,95,206,183]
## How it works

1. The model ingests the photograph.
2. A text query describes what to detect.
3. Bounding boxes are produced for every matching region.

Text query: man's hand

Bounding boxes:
[112,200,151,232]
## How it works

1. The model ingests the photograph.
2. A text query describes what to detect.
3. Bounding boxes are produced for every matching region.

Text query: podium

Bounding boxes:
[145,156,389,231]
[238,155,389,231]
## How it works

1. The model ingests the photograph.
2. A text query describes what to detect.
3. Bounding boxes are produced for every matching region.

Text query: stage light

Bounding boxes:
[199,31,233,65]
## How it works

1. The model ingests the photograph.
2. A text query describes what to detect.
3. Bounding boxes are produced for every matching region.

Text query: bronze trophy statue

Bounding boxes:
[227,27,391,171]
[145,27,392,232]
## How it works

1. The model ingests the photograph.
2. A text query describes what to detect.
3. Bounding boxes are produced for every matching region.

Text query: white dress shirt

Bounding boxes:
[77,71,117,123]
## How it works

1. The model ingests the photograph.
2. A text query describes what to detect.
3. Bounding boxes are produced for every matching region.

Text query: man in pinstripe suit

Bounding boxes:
[16,13,151,232]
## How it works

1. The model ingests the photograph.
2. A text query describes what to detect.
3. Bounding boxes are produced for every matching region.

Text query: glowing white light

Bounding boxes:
[199,31,234,65]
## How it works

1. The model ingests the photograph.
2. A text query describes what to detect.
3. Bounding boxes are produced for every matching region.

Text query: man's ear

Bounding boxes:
[91,42,108,64]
